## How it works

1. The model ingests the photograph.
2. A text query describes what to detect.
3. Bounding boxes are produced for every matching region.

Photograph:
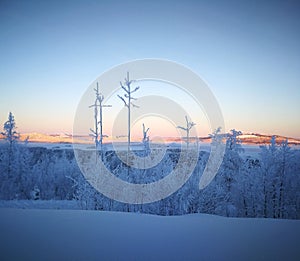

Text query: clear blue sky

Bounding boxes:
[0,0,299,138]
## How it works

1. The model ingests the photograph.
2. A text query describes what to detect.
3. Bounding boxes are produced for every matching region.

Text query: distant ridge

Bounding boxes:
[238,133,300,145]
[199,133,300,145]
[0,132,299,145]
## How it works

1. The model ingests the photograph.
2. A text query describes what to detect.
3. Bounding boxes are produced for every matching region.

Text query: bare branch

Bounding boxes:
[177,126,187,131]
[177,115,196,148]
[89,104,99,108]
[131,102,139,108]
[116,135,128,138]
[90,128,96,135]
[132,86,140,93]
[121,85,130,94]
[126,79,133,86]
[185,115,188,124]
[89,82,112,152]
[188,122,196,130]
[118,95,128,107]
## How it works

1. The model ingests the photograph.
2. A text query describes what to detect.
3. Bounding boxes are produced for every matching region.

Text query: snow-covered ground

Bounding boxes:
[0,208,299,261]
[29,141,262,158]
[21,138,264,156]
[0,200,81,210]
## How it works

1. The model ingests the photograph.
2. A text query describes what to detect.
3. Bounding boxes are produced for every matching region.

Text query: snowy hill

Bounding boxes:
[0,209,299,261]
[1,131,300,145]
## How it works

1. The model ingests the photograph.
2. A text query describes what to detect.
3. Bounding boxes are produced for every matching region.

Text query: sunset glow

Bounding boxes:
[0,1,299,139]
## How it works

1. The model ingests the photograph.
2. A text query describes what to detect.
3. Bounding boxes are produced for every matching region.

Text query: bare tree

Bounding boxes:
[142,123,150,155]
[118,72,139,154]
[89,82,112,152]
[177,116,196,149]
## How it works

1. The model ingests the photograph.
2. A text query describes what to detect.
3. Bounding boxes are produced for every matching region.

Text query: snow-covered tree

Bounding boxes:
[142,123,150,156]
[14,142,32,199]
[239,156,263,217]
[118,72,139,154]
[1,112,20,176]
[209,127,223,145]
[259,137,300,218]
[31,185,40,200]
[1,112,20,146]
[214,129,244,217]
[0,112,21,199]
[284,148,300,219]
[89,82,112,153]
[259,136,280,218]
[277,139,290,218]
[177,116,196,149]
[72,173,102,210]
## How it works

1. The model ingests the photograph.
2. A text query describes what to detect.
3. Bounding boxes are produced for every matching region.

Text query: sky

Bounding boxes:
[0,0,300,139]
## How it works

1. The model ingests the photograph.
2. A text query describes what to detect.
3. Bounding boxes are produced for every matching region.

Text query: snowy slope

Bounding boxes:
[0,209,299,261]
[0,200,81,210]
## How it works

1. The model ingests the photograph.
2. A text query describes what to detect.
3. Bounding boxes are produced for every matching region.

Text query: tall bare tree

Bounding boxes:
[177,116,196,149]
[142,123,150,155]
[89,82,112,152]
[118,72,139,154]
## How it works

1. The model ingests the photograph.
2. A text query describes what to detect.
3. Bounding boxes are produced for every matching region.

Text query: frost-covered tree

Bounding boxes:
[30,185,40,200]
[177,116,196,149]
[277,139,290,218]
[71,173,102,210]
[15,142,31,199]
[259,137,300,218]
[209,127,223,145]
[89,82,112,153]
[284,148,300,219]
[0,113,34,199]
[1,112,20,146]
[214,129,244,217]
[1,112,20,175]
[142,123,150,156]
[259,136,280,218]
[118,72,139,154]
[0,112,21,198]
[239,156,262,217]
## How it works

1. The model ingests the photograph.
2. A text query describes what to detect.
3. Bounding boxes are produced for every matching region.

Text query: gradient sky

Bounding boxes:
[0,0,299,138]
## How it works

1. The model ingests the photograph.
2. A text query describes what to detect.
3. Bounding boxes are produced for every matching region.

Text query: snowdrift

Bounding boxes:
[0,209,299,260]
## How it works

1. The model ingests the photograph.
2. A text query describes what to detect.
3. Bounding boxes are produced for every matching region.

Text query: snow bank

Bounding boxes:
[0,209,299,260]
[0,200,80,210]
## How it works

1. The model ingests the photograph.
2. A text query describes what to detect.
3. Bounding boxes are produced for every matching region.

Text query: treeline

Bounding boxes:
[0,145,78,200]
[0,134,299,219]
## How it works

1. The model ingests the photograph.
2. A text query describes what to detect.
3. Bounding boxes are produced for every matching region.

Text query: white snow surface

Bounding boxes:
[0,208,299,261]
[0,200,81,210]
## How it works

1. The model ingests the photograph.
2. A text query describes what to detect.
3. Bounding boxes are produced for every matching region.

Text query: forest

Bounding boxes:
[0,112,299,219]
